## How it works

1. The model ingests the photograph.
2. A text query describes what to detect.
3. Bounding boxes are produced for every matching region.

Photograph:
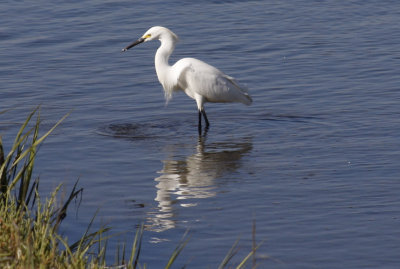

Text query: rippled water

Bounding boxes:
[1,0,400,268]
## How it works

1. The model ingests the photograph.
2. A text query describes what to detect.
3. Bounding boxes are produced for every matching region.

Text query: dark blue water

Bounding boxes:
[1,0,400,268]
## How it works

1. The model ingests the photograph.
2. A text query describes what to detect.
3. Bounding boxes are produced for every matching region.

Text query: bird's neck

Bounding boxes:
[155,38,175,78]
[155,38,177,101]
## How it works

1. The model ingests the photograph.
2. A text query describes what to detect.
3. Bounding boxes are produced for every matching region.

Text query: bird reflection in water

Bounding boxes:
[146,135,252,232]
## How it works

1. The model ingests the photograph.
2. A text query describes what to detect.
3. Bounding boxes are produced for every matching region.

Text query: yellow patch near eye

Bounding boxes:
[143,34,151,39]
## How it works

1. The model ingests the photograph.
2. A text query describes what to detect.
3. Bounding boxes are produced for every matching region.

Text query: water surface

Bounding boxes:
[1,0,400,268]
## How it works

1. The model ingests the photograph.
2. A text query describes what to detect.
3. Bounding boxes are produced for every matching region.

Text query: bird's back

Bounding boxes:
[174,58,252,105]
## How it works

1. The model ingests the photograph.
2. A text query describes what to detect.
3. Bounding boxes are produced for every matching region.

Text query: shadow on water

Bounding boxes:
[97,110,324,141]
[97,121,179,140]
[147,134,252,232]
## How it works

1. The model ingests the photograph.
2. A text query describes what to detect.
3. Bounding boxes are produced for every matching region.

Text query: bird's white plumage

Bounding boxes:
[123,26,252,128]
[176,58,252,108]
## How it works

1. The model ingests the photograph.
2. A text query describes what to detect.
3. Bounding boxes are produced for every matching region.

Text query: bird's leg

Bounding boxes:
[198,110,202,134]
[202,124,209,136]
[197,109,210,135]
[201,109,210,128]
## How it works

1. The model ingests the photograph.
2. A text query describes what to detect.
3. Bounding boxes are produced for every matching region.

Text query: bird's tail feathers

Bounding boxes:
[225,75,252,105]
[242,92,253,105]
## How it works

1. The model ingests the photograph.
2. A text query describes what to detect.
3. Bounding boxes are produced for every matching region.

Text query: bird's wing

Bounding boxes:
[179,58,252,105]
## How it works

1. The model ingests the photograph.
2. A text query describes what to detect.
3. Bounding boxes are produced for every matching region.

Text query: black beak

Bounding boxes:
[122,37,145,52]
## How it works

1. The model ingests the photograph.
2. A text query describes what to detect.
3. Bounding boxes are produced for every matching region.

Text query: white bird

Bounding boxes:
[122,26,252,133]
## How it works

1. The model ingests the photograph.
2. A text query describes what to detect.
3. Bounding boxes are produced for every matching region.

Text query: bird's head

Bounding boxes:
[122,26,179,52]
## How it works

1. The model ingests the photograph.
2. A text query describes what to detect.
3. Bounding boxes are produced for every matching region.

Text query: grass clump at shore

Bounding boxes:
[0,108,108,268]
[0,107,262,268]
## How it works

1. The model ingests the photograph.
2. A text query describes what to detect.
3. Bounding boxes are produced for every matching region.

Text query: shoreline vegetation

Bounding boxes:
[0,108,261,268]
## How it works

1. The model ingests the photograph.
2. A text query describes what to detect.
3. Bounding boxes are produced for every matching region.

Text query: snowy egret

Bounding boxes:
[122,26,252,133]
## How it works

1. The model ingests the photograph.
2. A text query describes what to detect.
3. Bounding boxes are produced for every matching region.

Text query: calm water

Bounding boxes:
[1,0,400,268]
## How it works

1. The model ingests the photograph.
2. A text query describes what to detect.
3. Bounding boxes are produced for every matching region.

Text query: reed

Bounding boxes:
[0,107,261,268]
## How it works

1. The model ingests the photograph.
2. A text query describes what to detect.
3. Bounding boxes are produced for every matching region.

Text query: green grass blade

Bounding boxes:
[52,179,83,230]
[218,238,240,269]
[235,242,263,269]
[7,112,69,192]
[20,110,40,204]
[0,136,6,194]
[133,227,144,269]
[68,209,111,255]
[0,127,33,189]
[11,107,39,153]
[12,112,69,169]
[165,230,190,269]
[126,223,144,269]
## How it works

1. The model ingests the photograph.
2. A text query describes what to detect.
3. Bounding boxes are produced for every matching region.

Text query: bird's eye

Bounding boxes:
[143,34,151,39]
